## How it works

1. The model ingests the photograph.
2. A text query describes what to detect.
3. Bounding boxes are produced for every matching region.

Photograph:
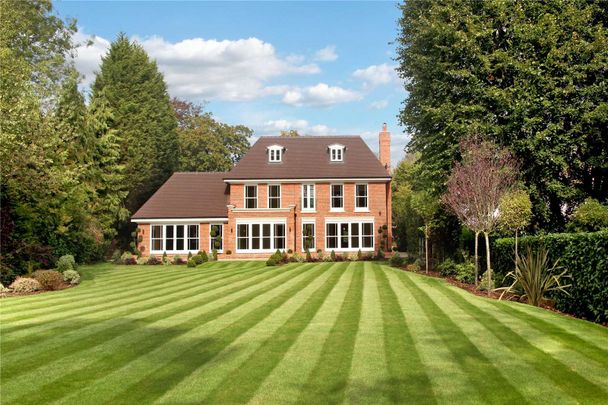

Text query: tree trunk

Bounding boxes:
[514,229,518,272]
[425,223,429,274]
[484,231,492,296]
[474,231,479,286]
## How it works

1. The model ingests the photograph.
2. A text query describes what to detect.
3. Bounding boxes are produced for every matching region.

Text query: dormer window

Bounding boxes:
[328,144,345,162]
[267,145,283,163]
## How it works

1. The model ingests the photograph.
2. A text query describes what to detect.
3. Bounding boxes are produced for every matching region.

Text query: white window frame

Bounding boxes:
[355,183,369,212]
[329,144,345,162]
[209,223,224,253]
[301,183,315,212]
[267,184,281,209]
[301,220,316,252]
[150,224,200,254]
[244,184,258,209]
[235,219,287,253]
[324,219,374,252]
[267,145,283,163]
[330,183,344,212]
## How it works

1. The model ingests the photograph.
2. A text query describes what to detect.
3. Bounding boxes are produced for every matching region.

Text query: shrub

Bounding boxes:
[0,264,17,286]
[330,250,336,261]
[494,231,607,322]
[172,255,185,265]
[212,249,218,261]
[389,254,403,267]
[376,248,385,261]
[291,252,305,263]
[146,255,161,265]
[496,247,570,307]
[162,252,169,265]
[32,270,64,290]
[136,257,147,265]
[56,255,76,272]
[477,271,494,292]
[111,249,122,264]
[63,270,80,285]
[120,252,134,265]
[305,249,313,262]
[566,198,608,232]
[357,249,363,261]
[317,250,325,261]
[287,249,293,254]
[10,277,42,293]
[123,257,137,265]
[226,249,232,255]
[455,262,475,284]
[266,257,277,266]
[187,252,193,260]
[437,258,458,277]
[323,255,334,262]
[200,250,209,263]
[187,258,196,268]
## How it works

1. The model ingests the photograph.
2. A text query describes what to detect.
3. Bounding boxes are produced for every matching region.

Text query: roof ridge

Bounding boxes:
[258,135,362,139]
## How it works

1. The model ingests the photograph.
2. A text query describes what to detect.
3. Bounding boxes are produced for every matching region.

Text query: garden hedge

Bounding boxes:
[493,231,608,324]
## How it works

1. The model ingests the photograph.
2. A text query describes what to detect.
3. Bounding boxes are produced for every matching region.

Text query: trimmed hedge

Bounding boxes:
[493,231,608,323]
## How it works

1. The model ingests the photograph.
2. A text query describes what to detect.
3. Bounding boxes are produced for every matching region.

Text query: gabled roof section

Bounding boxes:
[226,136,389,180]
[131,172,229,219]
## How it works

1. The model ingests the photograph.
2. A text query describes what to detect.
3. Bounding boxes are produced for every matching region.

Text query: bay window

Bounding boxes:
[236,221,286,252]
[245,185,258,209]
[150,224,200,253]
[331,184,344,210]
[325,220,374,251]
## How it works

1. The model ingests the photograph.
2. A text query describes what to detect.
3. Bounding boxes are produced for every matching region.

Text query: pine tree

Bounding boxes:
[91,34,179,214]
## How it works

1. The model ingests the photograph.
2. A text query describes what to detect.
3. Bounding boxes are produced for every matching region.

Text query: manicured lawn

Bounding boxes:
[1,261,607,404]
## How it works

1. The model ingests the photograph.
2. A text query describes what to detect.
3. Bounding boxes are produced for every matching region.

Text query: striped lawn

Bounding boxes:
[1,262,607,404]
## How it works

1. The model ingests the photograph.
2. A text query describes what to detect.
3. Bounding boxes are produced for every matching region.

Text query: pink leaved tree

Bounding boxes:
[443,138,518,292]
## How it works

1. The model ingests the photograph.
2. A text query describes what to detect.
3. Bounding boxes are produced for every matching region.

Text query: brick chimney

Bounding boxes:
[379,123,391,173]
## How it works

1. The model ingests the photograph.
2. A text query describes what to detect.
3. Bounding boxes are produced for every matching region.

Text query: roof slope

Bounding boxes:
[225,136,390,180]
[131,172,228,219]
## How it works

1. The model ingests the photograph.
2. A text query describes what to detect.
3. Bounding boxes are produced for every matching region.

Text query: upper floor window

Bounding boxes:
[268,184,281,208]
[267,145,283,163]
[302,184,315,211]
[331,184,344,210]
[328,144,345,162]
[245,185,257,208]
[355,183,368,210]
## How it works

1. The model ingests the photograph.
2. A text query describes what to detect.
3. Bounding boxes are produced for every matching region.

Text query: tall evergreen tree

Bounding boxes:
[396,0,608,230]
[91,34,179,213]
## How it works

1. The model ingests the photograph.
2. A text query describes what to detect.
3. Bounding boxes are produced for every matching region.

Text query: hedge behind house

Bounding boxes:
[493,231,608,324]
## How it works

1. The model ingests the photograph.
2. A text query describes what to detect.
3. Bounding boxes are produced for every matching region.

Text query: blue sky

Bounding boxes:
[56,1,407,163]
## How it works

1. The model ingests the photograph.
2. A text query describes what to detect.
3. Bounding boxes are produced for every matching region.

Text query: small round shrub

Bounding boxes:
[330,250,336,261]
[266,257,277,266]
[172,255,184,265]
[123,257,137,265]
[187,258,196,268]
[323,255,333,262]
[136,257,147,265]
[111,249,122,264]
[10,277,42,293]
[477,271,495,291]
[120,252,134,265]
[437,258,458,277]
[455,262,475,284]
[291,252,305,263]
[33,270,64,290]
[376,248,385,261]
[0,264,17,286]
[146,255,161,265]
[226,249,232,255]
[63,269,81,285]
[162,252,170,265]
[389,254,404,267]
[57,255,76,272]
[287,249,293,254]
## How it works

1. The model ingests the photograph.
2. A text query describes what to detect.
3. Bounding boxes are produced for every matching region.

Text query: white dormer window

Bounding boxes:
[267,145,283,163]
[328,144,345,162]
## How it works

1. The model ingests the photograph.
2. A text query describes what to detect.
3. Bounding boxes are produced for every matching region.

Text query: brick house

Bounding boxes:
[132,125,392,259]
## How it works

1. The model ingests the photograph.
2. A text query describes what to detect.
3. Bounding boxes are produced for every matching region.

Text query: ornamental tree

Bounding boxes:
[443,139,518,291]
[499,189,532,269]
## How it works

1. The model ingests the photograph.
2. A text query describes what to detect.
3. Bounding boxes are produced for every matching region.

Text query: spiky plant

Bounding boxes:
[498,247,570,307]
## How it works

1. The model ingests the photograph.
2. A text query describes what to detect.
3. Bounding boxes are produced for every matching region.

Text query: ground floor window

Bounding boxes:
[325,221,373,251]
[151,224,200,253]
[302,222,315,251]
[236,222,286,252]
[209,224,223,252]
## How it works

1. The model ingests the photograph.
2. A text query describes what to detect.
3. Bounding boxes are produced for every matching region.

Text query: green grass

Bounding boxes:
[1,262,607,404]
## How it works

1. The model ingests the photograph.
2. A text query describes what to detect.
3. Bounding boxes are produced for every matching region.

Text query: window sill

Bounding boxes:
[301,210,317,214]
[330,208,345,213]
[354,208,370,213]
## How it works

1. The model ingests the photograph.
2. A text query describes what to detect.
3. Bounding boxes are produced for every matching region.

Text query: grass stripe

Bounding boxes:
[344,262,391,404]
[426,276,608,403]
[0,263,266,350]
[296,262,364,405]
[200,263,347,404]
[397,271,528,404]
[374,266,436,404]
[0,261,254,318]
[489,302,608,366]
[1,264,277,379]
[97,264,329,405]
[3,264,307,404]
[247,263,354,404]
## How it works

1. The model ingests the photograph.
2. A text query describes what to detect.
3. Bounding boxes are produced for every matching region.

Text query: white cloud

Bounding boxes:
[280,83,362,107]
[72,30,320,101]
[260,119,335,135]
[369,100,389,110]
[352,63,399,89]
[314,45,338,62]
